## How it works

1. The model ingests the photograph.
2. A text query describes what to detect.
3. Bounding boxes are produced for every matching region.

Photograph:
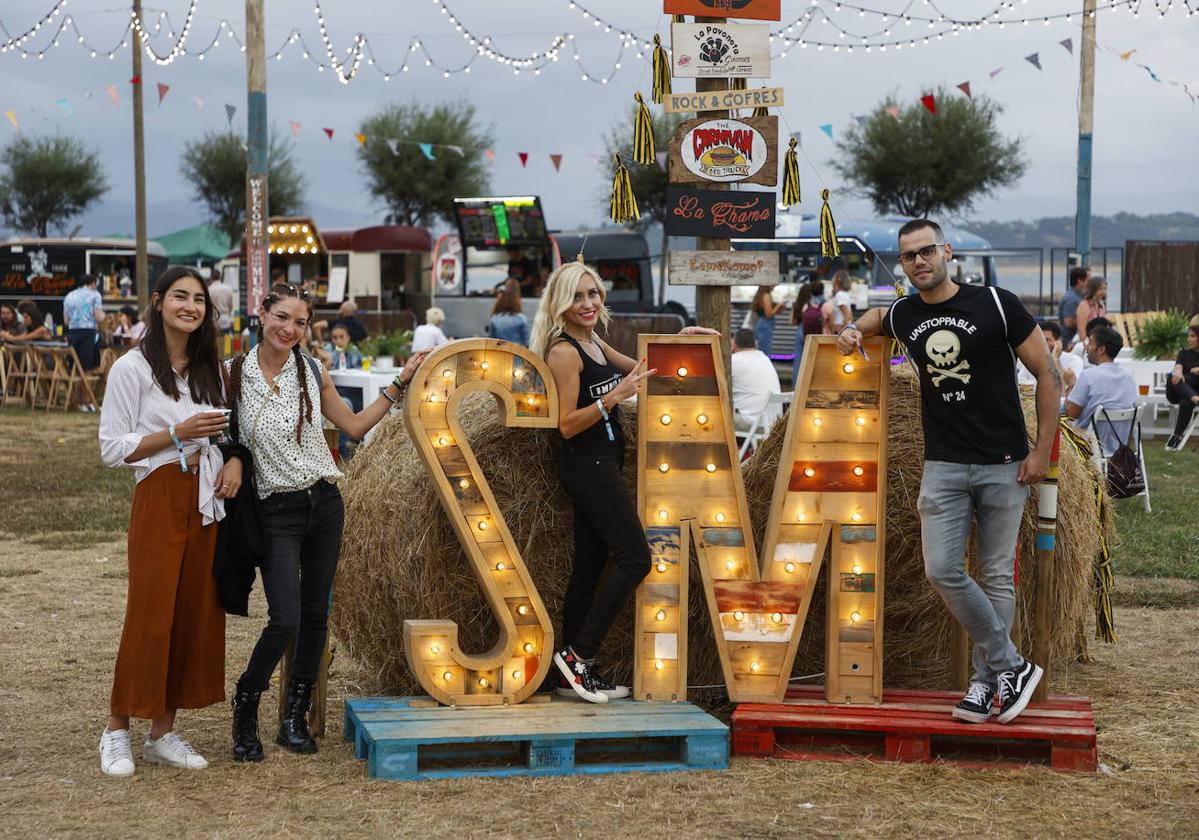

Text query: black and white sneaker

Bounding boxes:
[555,669,630,700]
[552,647,608,704]
[1165,435,1182,452]
[951,681,995,724]
[996,658,1043,724]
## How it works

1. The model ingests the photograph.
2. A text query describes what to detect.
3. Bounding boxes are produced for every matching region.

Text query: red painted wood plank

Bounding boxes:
[712,580,805,613]
[646,344,717,378]
[732,709,1095,744]
[788,460,878,492]
[751,702,1094,730]
[782,685,1095,712]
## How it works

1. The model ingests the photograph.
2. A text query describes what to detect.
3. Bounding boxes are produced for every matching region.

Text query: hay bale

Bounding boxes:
[332,368,1108,697]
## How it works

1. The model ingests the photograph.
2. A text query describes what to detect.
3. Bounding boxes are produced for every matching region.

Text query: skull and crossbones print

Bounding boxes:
[925,329,972,387]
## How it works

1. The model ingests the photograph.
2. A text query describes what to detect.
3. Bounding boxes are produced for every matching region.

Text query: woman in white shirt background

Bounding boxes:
[224,283,428,762]
[97,266,240,777]
[411,306,450,353]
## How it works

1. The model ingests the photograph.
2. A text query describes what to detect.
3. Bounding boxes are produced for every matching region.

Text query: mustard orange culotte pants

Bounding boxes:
[110,464,225,718]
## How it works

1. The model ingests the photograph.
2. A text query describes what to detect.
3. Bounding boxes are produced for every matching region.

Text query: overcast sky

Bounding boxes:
[2,0,1195,238]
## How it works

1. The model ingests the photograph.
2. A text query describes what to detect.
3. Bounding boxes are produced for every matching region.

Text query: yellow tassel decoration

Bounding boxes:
[652,35,672,103]
[819,189,840,258]
[609,154,640,223]
[730,77,747,91]
[632,92,655,165]
[753,105,769,118]
[781,138,800,208]
[672,14,685,23]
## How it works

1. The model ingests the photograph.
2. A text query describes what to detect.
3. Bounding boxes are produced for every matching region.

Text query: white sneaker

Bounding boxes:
[99,728,135,777]
[143,732,209,769]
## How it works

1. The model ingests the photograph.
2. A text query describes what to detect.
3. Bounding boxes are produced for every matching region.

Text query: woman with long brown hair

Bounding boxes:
[97,265,238,776]
[1075,275,1107,342]
[488,281,529,346]
[224,283,429,761]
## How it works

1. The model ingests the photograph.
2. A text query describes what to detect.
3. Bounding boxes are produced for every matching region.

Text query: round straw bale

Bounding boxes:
[332,366,1109,698]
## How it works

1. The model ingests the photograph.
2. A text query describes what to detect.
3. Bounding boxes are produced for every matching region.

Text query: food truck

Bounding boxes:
[0,236,169,323]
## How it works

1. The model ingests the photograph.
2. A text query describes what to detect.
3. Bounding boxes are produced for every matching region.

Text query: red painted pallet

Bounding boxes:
[732,685,1096,772]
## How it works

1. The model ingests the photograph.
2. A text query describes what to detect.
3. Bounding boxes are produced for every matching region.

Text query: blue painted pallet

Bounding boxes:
[344,696,729,781]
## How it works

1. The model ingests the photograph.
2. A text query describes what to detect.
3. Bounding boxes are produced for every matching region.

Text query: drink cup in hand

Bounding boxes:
[209,409,233,445]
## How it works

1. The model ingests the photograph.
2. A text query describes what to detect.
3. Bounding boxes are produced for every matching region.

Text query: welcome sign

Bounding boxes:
[664,0,782,21]
[669,115,778,186]
[671,23,770,79]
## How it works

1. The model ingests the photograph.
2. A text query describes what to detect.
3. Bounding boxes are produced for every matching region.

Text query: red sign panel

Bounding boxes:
[664,0,781,22]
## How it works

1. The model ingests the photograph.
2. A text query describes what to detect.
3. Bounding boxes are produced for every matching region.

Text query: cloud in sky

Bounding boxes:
[1,0,1195,237]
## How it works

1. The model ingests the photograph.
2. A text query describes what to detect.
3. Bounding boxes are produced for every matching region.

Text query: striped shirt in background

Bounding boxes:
[98,349,227,524]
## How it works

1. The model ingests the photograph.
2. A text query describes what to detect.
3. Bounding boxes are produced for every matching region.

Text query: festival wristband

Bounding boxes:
[168,424,188,472]
[595,398,615,442]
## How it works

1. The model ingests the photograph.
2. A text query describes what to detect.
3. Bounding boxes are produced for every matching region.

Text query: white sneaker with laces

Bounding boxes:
[143,732,209,769]
[99,728,135,777]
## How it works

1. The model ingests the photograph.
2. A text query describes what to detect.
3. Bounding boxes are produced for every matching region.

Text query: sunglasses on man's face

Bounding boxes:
[898,243,945,266]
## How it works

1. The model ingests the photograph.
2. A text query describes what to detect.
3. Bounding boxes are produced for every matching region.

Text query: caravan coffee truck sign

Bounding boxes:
[670,115,778,186]
[671,23,770,79]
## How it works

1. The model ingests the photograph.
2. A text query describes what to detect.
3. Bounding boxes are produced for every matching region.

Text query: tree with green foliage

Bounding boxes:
[356,102,493,227]
[179,129,305,246]
[599,108,684,298]
[833,87,1027,219]
[0,134,108,237]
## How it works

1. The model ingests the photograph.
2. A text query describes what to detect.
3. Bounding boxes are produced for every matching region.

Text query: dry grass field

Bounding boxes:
[1,410,1197,838]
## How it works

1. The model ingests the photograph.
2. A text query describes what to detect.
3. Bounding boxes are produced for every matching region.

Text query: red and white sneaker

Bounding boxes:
[552,647,609,704]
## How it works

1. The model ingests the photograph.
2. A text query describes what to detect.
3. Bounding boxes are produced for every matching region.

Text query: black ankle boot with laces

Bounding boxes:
[231,680,264,762]
[276,678,318,754]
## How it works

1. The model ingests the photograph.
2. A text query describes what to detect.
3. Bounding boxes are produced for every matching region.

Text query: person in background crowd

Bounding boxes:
[1075,275,1107,344]
[1017,321,1083,402]
[750,285,783,357]
[412,307,449,353]
[790,281,822,378]
[0,302,24,338]
[822,271,854,335]
[1066,326,1138,457]
[1059,266,1088,347]
[7,302,51,342]
[113,305,147,347]
[323,323,363,371]
[96,265,237,777]
[731,327,782,435]
[312,299,369,345]
[1068,316,1113,370]
[63,274,106,371]
[224,283,430,762]
[487,283,530,346]
[530,260,716,704]
[207,268,234,334]
[1164,325,1199,451]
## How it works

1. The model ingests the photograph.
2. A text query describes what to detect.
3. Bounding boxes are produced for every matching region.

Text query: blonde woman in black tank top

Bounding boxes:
[531,260,716,703]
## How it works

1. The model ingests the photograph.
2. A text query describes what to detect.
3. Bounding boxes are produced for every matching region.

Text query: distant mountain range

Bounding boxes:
[962,212,1199,250]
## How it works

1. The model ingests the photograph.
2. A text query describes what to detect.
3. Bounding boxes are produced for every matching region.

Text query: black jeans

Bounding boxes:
[1167,375,1198,436]
[239,480,344,691]
[558,449,652,660]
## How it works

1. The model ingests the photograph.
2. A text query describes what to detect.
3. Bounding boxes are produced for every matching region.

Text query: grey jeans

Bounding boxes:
[918,460,1028,687]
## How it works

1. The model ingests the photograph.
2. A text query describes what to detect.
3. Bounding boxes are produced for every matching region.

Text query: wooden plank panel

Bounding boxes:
[645,441,731,471]
[647,375,720,397]
[713,580,805,613]
[783,491,878,526]
[787,460,878,493]
[642,396,726,442]
[804,390,880,411]
[728,642,789,676]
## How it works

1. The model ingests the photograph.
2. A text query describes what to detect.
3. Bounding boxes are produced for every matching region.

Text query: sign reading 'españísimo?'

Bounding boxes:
[669,115,778,187]
[670,23,771,79]
[668,250,781,286]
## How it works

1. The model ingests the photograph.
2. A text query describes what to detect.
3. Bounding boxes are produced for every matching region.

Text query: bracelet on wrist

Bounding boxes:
[838,323,859,336]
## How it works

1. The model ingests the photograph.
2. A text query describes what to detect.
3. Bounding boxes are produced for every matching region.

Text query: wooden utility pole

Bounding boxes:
[693,16,732,393]
[131,0,149,311]
[244,0,269,329]
[1074,0,1097,268]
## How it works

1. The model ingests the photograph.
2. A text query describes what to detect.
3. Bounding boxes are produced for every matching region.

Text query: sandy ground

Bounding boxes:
[1,533,1196,839]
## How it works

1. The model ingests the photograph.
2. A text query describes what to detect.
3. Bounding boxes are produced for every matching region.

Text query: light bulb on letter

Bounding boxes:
[706,463,717,473]
[442,671,453,682]
[477,520,488,531]
[715,512,726,523]
[724,560,735,572]
[812,417,823,427]
[852,564,863,575]
[853,465,865,477]
[654,659,664,670]
[511,669,522,679]
[676,366,688,377]
[855,416,866,427]
[733,610,745,621]
[522,642,534,654]
[843,362,855,374]
[696,413,708,425]
[458,478,470,489]
[850,611,862,623]
[750,661,760,672]
[430,644,440,655]
[771,612,783,623]
[784,562,796,574]
[658,509,668,521]
[659,462,670,473]
[803,467,815,478]
[655,609,667,622]
[517,604,529,616]
[656,562,667,573]
[660,413,672,425]
[480,361,490,371]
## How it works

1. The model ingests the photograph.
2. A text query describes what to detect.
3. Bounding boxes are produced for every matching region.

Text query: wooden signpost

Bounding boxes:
[668,251,779,286]
[662,86,785,114]
[669,115,779,187]
[665,186,776,239]
[670,22,771,79]
[664,0,782,21]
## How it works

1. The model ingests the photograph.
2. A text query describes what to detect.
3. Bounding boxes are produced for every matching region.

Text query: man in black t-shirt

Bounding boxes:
[838,219,1061,726]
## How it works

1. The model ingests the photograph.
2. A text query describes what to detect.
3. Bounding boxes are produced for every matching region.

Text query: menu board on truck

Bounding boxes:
[453,196,549,249]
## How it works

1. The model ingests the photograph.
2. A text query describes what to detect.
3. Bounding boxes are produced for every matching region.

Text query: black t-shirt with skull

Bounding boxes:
[883,283,1038,465]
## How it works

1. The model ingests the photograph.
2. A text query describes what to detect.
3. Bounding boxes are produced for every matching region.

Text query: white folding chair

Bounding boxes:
[737,391,793,459]
[1177,409,1199,450]
[1091,403,1151,512]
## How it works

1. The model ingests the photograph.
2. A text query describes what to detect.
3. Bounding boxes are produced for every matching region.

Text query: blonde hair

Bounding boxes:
[530,261,610,357]
[833,270,852,291]
[425,306,446,326]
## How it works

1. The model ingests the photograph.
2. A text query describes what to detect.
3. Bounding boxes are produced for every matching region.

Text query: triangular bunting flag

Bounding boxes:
[289,120,301,137]
[885,106,899,120]
[192,95,204,109]
[920,94,937,114]
[819,124,833,139]
[156,82,169,105]
[989,66,1004,80]
[447,145,464,156]
[957,81,972,98]
[323,127,334,140]
[1120,49,1136,60]
[418,142,435,160]
[3,110,18,131]
[354,133,366,146]
[549,153,563,172]
[107,85,120,106]
[129,76,141,85]
[655,150,668,171]
[518,152,529,167]
[225,103,236,123]
[55,98,72,113]
[484,148,496,162]
[1025,53,1042,70]
[1060,38,1074,55]
[385,138,400,155]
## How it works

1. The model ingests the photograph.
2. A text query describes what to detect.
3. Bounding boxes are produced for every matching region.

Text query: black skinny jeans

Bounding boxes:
[239,480,344,692]
[1167,374,1198,436]
[558,449,652,660]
